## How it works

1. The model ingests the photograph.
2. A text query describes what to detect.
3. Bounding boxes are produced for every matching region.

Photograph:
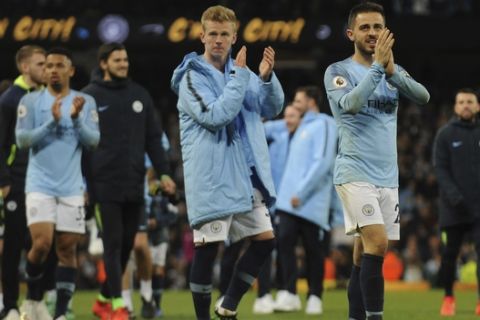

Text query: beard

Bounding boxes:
[50,82,63,93]
[106,68,128,81]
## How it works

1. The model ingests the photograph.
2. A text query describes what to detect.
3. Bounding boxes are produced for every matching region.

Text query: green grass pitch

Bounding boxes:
[70,289,478,319]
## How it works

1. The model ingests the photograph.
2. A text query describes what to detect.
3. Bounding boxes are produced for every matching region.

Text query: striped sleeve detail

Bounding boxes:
[186,70,208,112]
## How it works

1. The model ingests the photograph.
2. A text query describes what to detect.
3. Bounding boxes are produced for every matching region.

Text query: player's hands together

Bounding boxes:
[259,46,275,81]
[234,45,247,68]
[373,28,394,69]
[71,96,85,119]
[51,95,62,122]
[160,175,176,195]
[385,49,395,77]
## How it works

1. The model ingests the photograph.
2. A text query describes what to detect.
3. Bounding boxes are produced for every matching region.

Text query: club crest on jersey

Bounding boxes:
[362,204,375,216]
[17,104,27,118]
[132,100,143,113]
[333,76,347,88]
[6,200,17,211]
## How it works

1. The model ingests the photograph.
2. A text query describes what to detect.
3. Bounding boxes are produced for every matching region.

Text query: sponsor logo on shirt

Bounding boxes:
[98,105,109,112]
[452,141,463,148]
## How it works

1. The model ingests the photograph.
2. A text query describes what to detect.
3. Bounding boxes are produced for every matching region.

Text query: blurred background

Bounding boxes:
[1,0,480,290]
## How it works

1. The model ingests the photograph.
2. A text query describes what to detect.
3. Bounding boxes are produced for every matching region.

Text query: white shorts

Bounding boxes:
[193,189,273,244]
[335,182,400,240]
[150,242,168,267]
[26,192,85,234]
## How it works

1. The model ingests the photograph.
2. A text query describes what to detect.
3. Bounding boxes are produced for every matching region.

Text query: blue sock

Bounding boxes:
[190,243,219,320]
[26,260,45,301]
[360,254,384,318]
[348,265,365,320]
[54,266,76,318]
[152,274,164,309]
[221,239,275,311]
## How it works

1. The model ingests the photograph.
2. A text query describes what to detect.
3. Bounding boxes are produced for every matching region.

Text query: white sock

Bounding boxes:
[122,289,133,312]
[140,280,153,301]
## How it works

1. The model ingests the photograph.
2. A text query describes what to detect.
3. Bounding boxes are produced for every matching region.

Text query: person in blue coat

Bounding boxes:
[275,87,338,315]
[170,5,284,320]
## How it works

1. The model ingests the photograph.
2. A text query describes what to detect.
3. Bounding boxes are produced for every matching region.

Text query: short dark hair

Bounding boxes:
[15,45,45,72]
[47,47,74,64]
[97,42,126,63]
[296,86,323,107]
[456,88,478,100]
[348,1,385,28]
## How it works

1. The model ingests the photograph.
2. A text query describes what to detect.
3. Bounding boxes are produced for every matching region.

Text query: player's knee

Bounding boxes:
[250,238,276,257]
[32,237,53,258]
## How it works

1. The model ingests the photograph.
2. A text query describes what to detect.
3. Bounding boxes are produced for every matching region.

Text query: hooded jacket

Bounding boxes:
[276,113,338,230]
[0,76,33,194]
[82,69,169,203]
[433,116,480,227]
[171,52,284,227]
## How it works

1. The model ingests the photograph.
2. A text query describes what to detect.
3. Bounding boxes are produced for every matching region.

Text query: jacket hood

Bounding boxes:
[170,52,200,95]
[90,67,130,89]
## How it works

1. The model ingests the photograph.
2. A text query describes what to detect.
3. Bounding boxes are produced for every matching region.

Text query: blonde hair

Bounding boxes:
[201,5,237,31]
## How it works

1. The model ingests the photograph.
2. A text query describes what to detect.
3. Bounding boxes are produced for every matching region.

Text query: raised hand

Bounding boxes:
[373,28,394,68]
[51,95,62,122]
[70,96,85,119]
[259,46,275,81]
[235,45,247,68]
[385,49,395,77]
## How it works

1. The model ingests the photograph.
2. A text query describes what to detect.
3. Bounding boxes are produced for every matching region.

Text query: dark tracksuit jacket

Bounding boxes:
[82,70,170,203]
[433,116,480,228]
[0,77,30,194]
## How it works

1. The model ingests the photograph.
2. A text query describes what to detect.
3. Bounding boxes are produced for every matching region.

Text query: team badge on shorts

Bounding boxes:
[210,221,222,234]
[132,100,143,113]
[6,200,17,211]
[362,204,375,216]
[333,76,347,88]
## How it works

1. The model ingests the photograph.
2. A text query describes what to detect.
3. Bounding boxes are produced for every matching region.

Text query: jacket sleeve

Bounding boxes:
[15,96,56,149]
[0,95,14,187]
[324,62,385,115]
[177,66,250,131]
[295,118,338,203]
[145,96,170,177]
[252,72,284,120]
[264,119,286,141]
[433,127,464,206]
[73,95,100,149]
[387,65,430,105]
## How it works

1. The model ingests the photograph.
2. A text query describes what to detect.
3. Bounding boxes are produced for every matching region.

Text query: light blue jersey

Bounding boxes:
[324,58,429,187]
[16,88,100,196]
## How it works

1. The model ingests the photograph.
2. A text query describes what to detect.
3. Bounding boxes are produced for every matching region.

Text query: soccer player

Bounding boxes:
[433,88,480,316]
[82,42,175,320]
[0,45,48,320]
[171,5,284,319]
[15,47,100,320]
[323,2,430,320]
[275,93,337,315]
